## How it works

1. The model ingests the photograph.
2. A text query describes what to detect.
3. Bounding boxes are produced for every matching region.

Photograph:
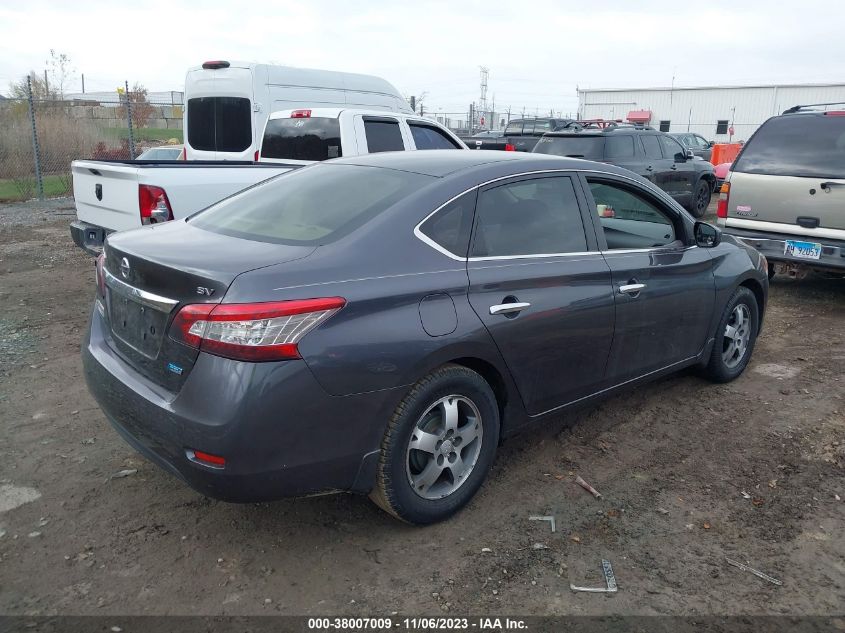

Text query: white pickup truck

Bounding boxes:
[70,108,466,254]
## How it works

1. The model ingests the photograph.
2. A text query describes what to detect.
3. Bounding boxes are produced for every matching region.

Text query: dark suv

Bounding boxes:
[533,123,716,217]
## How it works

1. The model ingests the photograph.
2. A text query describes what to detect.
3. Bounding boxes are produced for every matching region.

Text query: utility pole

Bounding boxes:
[478,66,489,129]
[81,73,85,94]
[490,94,495,130]
[44,69,49,98]
[469,103,474,135]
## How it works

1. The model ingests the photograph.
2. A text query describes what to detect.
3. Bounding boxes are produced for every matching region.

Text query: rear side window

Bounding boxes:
[191,164,432,245]
[605,135,635,159]
[418,191,476,257]
[364,118,405,153]
[533,136,605,160]
[640,135,662,160]
[187,97,252,152]
[504,120,523,135]
[261,118,342,161]
[409,124,461,150]
[471,176,587,257]
[734,114,845,179]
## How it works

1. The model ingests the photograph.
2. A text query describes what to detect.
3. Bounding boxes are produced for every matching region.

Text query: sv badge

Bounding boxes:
[196,286,215,296]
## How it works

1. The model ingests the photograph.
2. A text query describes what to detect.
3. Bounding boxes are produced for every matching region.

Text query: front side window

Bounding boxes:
[716,120,729,135]
[733,114,845,179]
[409,124,461,150]
[659,134,685,160]
[588,180,678,250]
[187,97,252,152]
[261,117,342,161]
[418,191,476,257]
[191,164,432,245]
[471,176,587,257]
[364,118,405,153]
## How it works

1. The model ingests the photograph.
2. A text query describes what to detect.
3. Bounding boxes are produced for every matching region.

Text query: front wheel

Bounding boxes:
[701,286,759,383]
[690,179,712,218]
[370,364,500,524]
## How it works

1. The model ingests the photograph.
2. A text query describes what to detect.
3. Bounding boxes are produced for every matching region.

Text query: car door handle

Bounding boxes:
[645,166,653,171]
[821,181,845,190]
[618,283,646,296]
[670,165,677,170]
[489,302,531,315]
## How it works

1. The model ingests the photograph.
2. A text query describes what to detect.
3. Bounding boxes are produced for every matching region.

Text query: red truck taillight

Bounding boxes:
[504,143,516,151]
[717,182,730,219]
[169,298,346,362]
[139,184,174,225]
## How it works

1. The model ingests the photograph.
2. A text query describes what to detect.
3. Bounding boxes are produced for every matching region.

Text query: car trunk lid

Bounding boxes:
[102,220,315,390]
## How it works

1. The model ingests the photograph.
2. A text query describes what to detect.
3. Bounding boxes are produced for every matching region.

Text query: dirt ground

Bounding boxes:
[0,199,843,617]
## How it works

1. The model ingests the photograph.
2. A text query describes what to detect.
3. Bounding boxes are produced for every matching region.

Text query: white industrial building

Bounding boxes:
[577,83,845,142]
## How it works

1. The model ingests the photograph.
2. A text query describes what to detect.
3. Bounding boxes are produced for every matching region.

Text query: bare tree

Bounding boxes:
[119,83,155,129]
[46,49,75,99]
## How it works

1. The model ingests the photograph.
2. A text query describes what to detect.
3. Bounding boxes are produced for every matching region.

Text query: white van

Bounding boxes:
[183,61,412,161]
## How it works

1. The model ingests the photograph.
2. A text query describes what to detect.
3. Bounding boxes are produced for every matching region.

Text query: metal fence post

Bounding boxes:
[125,80,136,159]
[26,76,45,200]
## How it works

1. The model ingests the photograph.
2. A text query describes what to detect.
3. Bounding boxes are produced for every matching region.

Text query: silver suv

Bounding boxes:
[718,104,845,278]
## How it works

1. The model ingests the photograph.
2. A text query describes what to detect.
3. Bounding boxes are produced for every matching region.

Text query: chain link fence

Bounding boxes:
[0,81,183,202]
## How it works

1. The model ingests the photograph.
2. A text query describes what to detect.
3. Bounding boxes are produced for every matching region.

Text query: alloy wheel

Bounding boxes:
[722,304,751,368]
[405,395,483,500]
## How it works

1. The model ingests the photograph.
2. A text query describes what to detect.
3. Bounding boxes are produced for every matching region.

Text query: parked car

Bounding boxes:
[461,117,573,152]
[136,145,184,161]
[533,123,716,217]
[83,150,768,524]
[70,109,466,254]
[670,132,714,162]
[184,60,411,161]
[718,103,845,279]
[714,162,732,190]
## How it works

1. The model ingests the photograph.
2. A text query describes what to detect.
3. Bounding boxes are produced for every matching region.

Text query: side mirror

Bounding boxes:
[686,148,695,160]
[694,221,721,248]
[674,151,688,162]
[707,140,715,148]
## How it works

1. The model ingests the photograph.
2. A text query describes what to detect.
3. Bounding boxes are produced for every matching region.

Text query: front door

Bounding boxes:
[659,134,697,206]
[581,175,716,382]
[466,173,615,416]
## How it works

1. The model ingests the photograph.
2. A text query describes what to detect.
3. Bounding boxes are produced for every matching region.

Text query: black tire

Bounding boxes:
[701,286,759,383]
[689,179,712,218]
[370,364,500,525]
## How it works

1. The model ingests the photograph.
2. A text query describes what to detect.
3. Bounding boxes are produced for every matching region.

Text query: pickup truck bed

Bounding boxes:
[71,160,298,254]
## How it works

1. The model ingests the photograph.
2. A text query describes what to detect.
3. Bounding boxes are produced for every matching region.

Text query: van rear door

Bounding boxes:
[185,66,255,161]
[728,113,845,233]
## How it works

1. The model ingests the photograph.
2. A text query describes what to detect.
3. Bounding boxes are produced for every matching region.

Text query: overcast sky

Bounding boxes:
[1,0,843,115]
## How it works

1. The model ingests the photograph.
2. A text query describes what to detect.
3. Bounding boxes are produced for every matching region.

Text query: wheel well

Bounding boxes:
[449,357,508,419]
[739,278,765,327]
[701,173,715,186]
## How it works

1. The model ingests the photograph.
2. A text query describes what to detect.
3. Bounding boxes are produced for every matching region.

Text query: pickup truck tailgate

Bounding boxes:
[73,161,142,232]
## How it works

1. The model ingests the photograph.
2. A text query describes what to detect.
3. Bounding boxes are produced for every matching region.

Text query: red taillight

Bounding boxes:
[716,182,730,219]
[290,109,312,118]
[504,143,516,151]
[95,252,106,297]
[169,298,346,362]
[189,449,226,467]
[201,60,230,70]
[823,111,845,116]
[138,184,173,225]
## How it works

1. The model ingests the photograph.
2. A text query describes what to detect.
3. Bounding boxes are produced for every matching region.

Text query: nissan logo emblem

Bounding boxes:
[120,257,130,279]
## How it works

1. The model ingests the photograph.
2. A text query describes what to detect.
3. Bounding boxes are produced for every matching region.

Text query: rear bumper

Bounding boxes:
[723,226,845,271]
[70,220,110,256]
[83,307,398,501]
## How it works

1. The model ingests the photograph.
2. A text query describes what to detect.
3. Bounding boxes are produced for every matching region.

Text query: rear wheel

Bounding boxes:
[370,364,499,524]
[702,286,759,383]
[689,179,712,218]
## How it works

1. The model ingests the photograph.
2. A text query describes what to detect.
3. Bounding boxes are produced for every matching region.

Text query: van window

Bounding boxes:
[733,114,845,179]
[191,164,432,245]
[261,118,342,161]
[364,119,404,153]
[187,97,252,153]
[409,123,461,150]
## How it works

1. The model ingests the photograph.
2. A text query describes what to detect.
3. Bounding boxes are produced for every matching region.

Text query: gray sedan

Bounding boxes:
[84,151,768,524]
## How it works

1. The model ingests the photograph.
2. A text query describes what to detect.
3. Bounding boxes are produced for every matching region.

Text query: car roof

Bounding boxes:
[330,149,639,180]
[268,108,440,121]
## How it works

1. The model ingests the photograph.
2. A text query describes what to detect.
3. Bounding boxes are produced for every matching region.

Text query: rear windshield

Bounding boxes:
[187,97,252,153]
[533,135,605,160]
[734,114,845,179]
[190,164,432,245]
[261,117,342,161]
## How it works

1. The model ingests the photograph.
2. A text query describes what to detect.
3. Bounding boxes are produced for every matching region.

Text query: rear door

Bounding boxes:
[358,116,408,153]
[728,113,845,235]
[466,173,615,415]
[581,175,715,381]
[639,134,667,187]
[658,134,696,205]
